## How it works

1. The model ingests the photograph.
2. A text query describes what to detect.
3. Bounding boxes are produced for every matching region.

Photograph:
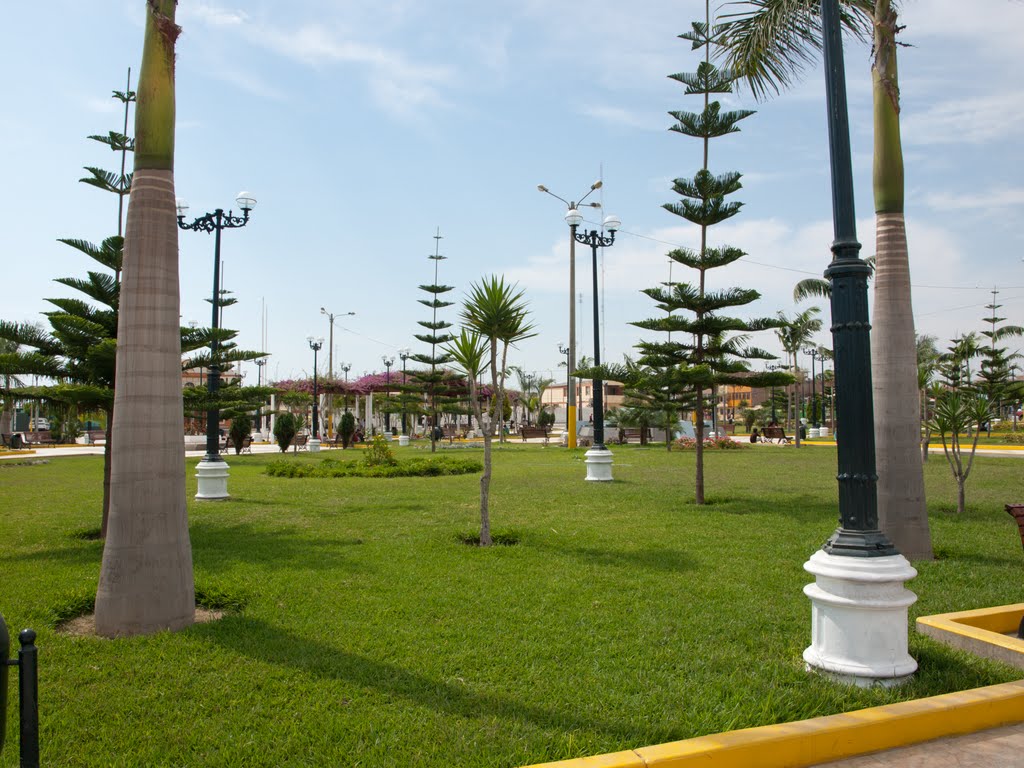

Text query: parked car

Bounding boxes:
[29,418,50,431]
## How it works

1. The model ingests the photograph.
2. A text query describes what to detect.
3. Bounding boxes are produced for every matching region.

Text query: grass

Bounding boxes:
[1,444,1023,767]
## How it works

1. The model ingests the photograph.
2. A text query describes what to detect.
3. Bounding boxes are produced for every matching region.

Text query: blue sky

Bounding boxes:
[3,1,1022,386]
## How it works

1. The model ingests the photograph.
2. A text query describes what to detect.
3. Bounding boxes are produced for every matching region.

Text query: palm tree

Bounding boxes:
[775,306,822,446]
[94,0,194,637]
[719,0,932,560]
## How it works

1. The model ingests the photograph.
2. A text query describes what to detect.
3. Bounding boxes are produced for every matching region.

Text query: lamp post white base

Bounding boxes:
[399,435,410,447]
[584,447,614,481]
[309,438,321,453]
[803,549,918,687]
[195,459,230,500]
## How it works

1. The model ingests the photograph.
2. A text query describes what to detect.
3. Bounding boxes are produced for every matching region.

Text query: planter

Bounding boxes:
[398,435,410,447]
[383,431,393,442]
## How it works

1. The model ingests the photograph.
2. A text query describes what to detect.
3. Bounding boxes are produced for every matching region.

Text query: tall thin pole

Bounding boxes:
[206,210,224,462]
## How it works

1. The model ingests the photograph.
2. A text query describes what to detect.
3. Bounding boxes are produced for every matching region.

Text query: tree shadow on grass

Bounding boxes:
[191,614,648,743]
[0,542,100,567]
[189,520,369,575]
[532,541,696,574]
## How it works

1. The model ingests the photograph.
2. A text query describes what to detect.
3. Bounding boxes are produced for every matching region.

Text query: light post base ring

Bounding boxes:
[584,447,614,482]
[195,459,230,500]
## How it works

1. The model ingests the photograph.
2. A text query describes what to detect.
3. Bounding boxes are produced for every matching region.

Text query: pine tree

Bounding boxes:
[632,3,787,503]
[409,229,457,452]
[977,288,1023,428]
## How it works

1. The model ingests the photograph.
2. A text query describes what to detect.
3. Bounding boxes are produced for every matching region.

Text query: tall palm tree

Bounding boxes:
[719,0,932,559]
[94,0,194,637]
[775,306,822,446]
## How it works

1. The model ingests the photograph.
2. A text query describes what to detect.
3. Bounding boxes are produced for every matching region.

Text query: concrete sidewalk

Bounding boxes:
[815,722,1024,767]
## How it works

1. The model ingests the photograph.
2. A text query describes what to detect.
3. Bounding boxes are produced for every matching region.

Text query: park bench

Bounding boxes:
[292,434,309,453]
[760,426,790,444]
[1,433,25,450]
[520,426,549,443]
[239,435,252,454]
[620,427,650,443]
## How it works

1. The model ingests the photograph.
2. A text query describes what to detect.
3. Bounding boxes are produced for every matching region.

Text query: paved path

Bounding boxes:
[814,722,1024,767]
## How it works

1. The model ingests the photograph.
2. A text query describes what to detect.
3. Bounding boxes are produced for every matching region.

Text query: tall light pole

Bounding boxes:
[538,181,603,450]
[767,363,785,424]
[804,347,823,428]
[320,307,354,438]
[803,0,916,687]
[566,208,620,481]
[558,342,571,435]
[340,363,351,413]
[255,356,267,437]
[382,355,395,433]
[176,191,256,501]
[399,348,411,435]
[308,336,324,451]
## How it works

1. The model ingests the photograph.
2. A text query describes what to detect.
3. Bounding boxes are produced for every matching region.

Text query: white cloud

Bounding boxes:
[579,105,663,131]
[902,92,1024,146]
[182,3,249,27]
[924,187,1024,212]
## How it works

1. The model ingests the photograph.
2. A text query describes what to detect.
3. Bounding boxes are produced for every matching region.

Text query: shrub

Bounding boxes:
[274,413,298,452]
[1003,431,1024,444]
[538,410,556,428]
[364,434,397,467]
[674,436,744,451]
[265,455,482,479]
[229,414,251,455]
[339,411,356,448]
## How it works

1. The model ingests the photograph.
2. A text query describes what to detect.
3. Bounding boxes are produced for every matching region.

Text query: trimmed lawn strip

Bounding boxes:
[0,446,1022,766]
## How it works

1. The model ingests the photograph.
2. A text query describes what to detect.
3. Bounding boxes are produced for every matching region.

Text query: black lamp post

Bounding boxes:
[382,355,395,432]
[308,337,323,442]
[255,357,267,434]
[176,192,256,468]
[341,363,351,412]
[767,363,785,424]
[819,0,895,557]
[399,348,410,435]
[567,209,620,451]
[538,182,603,450]
[558,342,571,430]
[804,347,821,428]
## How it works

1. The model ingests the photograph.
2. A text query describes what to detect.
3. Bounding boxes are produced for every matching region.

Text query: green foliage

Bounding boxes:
[265,455,482,479]
[363,434,397,467]
[339,411,356,448]
[229,414,251,455]
[273,412,298,452]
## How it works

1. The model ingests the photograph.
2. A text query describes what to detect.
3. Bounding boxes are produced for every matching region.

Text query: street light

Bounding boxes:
[558,342,571,434]
[308,336,324,451]
[766,363,785,424]
[340,363,352,413]
[399,348,411,435]
[804,347,823,428]
[539,181,603,450]
[320,307,355,438]
[568,209,620,481]
[802,0,916,687]
[382,355,395,433]
[176,191,256,500]
[255,356,268,437]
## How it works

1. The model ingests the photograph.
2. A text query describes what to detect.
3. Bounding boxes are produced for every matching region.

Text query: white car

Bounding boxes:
[30,418,50,431]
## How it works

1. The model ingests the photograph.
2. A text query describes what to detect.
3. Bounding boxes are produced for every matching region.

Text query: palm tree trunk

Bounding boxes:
[870,0,932,560]
[100,406,113,539]
[95,0,194,636]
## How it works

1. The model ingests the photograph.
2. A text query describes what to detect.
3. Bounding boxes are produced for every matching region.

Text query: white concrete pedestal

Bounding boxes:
[803,549,917,687]
[399,435,410,447]
[195,459,230,500]
[584,447,614,481]
[309,438,321,453]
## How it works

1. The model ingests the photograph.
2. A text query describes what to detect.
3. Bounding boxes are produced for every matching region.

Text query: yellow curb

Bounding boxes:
[0,449,37,457]
[917,604,1024,670]
[521,681,1024,768]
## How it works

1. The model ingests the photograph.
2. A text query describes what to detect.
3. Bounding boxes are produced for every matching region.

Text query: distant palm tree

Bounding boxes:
[775,307,822,446]
[95,0,194,637]
[719,0,932,559]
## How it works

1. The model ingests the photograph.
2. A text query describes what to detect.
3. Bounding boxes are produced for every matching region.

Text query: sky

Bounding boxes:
[3,1,1023,388]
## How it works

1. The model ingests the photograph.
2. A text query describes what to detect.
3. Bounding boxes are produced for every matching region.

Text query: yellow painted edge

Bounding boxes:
[520,681,1024,768]
[0,449,37,457]
[917,604,1024,653]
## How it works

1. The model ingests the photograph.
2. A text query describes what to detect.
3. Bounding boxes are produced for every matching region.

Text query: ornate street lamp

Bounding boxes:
[804,347,824,428]
[538,182,603,450]
[307,337,324,451]
[320,307,354,438]
[566,207,620,481]
[381,355,395,433]
[558,342,571,435]
[803,0,916,687]
[176,191,256,500]
[340,363,351,412]
[399,348,411,435]
[255,356,267,437]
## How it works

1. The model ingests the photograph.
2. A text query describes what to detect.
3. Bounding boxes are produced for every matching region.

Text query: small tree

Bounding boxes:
[229,414,250,455]
[339,411,356,448]
[274,412,298,452]
[931,391,990,515]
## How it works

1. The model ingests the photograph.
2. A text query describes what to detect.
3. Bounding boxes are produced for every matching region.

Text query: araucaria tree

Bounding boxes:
[977,289,1022,426]
[410,229,456,453]
[94,0,194,637]
[632,3,786,504]
[718,0,932,559]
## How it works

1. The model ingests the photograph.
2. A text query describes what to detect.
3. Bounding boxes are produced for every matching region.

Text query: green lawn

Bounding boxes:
[1,445,1022,767]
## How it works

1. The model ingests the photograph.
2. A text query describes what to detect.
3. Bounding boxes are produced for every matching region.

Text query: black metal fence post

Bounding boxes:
[19,630,39,768]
